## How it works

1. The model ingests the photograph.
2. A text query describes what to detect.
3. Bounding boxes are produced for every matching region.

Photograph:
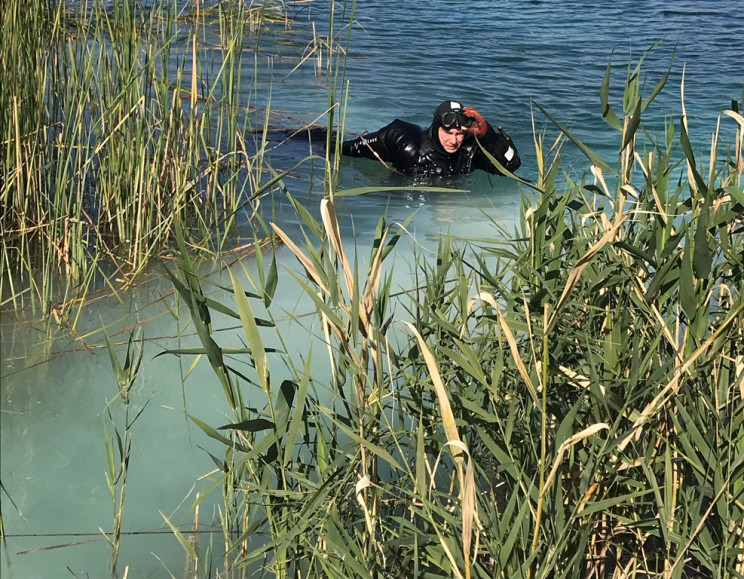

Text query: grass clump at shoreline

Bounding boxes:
[0,0,317,321]
[163,55,744,577]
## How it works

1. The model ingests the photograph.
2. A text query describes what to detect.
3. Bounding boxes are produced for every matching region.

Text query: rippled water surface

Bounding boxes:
[2,1,742,576]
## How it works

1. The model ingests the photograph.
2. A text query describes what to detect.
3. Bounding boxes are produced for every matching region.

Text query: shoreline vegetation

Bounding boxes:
[2,1,744,577]
[1,0,343,320]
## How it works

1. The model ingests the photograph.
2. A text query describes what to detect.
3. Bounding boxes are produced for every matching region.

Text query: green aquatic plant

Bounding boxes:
[166,48,744,578]
[103,327,146,575]
[455,58,744,577]
[0,0,308,321]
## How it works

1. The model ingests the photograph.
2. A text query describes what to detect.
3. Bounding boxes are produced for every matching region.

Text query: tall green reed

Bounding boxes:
[286,0,357,192]
[103,327,144,575]
[465,54,744,576]
[0,0,285,321]
[323,0,357,191]
[166,48,744,577]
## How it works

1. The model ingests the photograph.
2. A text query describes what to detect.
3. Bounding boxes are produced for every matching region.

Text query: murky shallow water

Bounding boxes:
[2,0,743,576]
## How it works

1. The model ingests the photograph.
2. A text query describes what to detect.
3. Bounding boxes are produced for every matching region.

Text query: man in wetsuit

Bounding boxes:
[341,100,520,177]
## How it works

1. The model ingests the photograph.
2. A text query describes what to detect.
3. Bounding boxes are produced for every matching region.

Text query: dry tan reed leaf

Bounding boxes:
[546,214,626,333]
[358,224,394,341]
[445,440,477,577]
[355,475,376,541]
[617,300,744,455]
[355,474,372,497]
[558,365,591,390]
[620,183,640,199]
[403,322,462,454]
[723,109,744,179]
[723,109,744,129]
[436,532,464,579]
[363,225,391,327]
[469,292,540,405]
[463,463,476,564]
[320,199,355,301]
[524,205,537,223]
[600,211,612,232]
[541,423,609,497]
[590,165,611,198]
[270,223,328,293]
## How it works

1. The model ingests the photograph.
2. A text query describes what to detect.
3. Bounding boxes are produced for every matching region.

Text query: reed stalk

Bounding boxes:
[103,328,144,576]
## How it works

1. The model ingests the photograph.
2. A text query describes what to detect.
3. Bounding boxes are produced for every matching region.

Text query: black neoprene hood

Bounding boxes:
[429,100,471,154]
[432,100,467,130]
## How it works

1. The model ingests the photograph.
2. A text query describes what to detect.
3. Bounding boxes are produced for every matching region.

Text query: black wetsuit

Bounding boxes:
[341,119,521,177]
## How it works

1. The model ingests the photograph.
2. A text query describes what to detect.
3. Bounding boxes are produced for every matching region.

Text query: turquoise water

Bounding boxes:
[2,1,743,577]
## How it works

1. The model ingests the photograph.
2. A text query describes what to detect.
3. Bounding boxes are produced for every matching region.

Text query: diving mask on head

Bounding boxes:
[440,110,473,130]
[434,100,473,130]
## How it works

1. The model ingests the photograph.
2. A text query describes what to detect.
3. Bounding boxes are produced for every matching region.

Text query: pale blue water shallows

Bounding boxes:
[1,1,742,577]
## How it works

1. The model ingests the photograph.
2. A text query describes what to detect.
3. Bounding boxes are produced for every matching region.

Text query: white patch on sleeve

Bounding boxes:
[505,147,514,161]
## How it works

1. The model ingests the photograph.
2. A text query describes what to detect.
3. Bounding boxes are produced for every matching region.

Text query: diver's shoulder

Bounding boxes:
[380,118,421,133]
[379,119,424,143]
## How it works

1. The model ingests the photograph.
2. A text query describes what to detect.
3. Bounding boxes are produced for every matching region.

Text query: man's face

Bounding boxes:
[438,126,467,154]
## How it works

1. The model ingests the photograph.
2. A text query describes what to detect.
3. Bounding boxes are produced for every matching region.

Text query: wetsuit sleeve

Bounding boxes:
[342,120,422,170]
[343,129,383,159]
[472,124,521,175]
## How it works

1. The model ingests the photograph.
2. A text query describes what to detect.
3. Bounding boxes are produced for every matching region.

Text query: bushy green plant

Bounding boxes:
[168,51,744,578]
[0,0,297,320]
